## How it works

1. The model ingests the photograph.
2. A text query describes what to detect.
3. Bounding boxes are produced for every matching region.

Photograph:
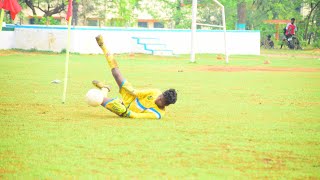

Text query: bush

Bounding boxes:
[60,48,67,54]
[30,16,61,25]
[312,40,320,48]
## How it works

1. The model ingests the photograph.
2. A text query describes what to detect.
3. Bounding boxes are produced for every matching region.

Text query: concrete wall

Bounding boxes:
[1,25,260,55]
[0,31,15,49]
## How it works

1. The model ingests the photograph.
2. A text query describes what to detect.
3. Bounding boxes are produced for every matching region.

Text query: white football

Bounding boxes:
[85,89,104,107]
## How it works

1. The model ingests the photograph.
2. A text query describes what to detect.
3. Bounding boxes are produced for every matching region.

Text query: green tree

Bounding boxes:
[302,1,320,41]
[19,0,66,25]
[115,0,140,26]
[142,0,239,29]
[219,0,238,29]
[21,0,66,17]
[237,0,246,29]
[78,0,97,26]
[77,0,140,27]
[248,0,320,44]
[72,0,79,26]
[19,0,37,16]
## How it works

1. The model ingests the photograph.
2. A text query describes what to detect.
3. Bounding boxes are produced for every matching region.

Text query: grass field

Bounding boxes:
[0,49,320,178]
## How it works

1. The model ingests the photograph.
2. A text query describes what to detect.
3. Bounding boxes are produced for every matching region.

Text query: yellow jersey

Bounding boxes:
[120,80,165,119]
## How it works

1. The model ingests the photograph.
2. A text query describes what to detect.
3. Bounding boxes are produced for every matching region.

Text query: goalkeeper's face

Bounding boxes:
[155,94,166,108]
[156,89,177,108]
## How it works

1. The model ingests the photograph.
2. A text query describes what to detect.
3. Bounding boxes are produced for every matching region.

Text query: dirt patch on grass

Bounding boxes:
[196,66,320,72]
[0,50,58,57]
[0,168,16,174]
[0,50,20,56]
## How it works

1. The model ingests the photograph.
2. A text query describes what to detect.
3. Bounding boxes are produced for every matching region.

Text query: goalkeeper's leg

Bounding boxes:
[101,97,130,117]
[95,35,119,70]
[95,35,127,89]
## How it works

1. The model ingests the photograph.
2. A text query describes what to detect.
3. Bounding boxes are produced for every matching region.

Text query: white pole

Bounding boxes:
[221,5,228,63]
[190,0,197,63]
[62,17,72,104]
[212,0,228,63]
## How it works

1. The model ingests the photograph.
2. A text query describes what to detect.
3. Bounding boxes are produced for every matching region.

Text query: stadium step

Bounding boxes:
[146,44,166,50]
[131,37,174,56]
[134,37,160,44]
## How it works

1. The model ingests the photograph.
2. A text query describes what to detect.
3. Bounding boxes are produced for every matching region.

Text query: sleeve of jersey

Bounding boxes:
[135,89,160,97]
[127,109,163,119]
[121,86,156,97]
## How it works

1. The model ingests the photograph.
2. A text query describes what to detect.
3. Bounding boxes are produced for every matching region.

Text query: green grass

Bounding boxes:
[0,49,320,178]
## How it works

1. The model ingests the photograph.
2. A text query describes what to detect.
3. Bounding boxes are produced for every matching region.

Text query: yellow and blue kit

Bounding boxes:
[102,80,165,119]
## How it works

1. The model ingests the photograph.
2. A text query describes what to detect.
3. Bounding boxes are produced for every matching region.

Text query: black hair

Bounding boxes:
[291,18,295,21]
[163,89,177,106]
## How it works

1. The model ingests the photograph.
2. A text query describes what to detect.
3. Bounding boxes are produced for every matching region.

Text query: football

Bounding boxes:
[85,89,104,107]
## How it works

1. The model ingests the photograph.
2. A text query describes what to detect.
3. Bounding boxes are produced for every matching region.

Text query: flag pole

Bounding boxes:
[0,9,4,31]
[62,16,72,104]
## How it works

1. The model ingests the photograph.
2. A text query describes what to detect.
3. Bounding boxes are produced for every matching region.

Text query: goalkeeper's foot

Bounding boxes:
[95,35,105,48]
[92,80,111,92]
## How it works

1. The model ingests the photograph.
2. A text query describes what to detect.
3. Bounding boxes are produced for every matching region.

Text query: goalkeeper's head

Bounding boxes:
[163,89,177,106]
[155,89,177,108]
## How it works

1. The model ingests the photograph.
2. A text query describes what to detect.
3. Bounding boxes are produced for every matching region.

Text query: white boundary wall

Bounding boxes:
[0,31,15,49]
[0,25,260,55]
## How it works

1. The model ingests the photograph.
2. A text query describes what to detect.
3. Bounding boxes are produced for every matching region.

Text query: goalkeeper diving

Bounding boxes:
[90,35,177,119]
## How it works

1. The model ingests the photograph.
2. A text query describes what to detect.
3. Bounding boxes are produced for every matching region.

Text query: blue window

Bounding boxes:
[154,22,164,28]
[138,22,148,28]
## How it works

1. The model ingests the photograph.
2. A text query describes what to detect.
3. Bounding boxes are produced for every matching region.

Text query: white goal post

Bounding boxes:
[190,0,228,63]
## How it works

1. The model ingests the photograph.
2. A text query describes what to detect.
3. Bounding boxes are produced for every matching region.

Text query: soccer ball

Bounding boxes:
[85,89,104,107]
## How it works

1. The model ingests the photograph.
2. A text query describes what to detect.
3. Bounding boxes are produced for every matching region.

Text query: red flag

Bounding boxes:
[2,0,22,20]
[66,0,73,22]
[0,0,4,9]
